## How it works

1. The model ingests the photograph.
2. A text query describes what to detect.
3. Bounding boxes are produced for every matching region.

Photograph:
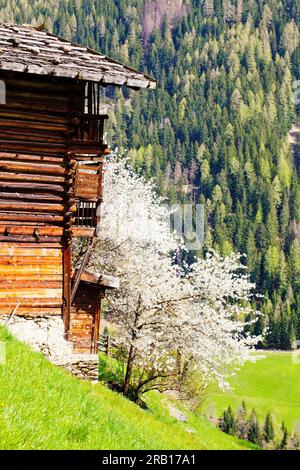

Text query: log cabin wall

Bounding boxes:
[69,284,102,354]
[0,71,85,318]
[0,23,156,357]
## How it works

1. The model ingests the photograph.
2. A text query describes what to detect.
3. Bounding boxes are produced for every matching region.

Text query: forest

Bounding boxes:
[0,0,300,349]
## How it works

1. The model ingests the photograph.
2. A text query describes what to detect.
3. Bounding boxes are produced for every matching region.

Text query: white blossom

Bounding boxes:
[78,154,262,391]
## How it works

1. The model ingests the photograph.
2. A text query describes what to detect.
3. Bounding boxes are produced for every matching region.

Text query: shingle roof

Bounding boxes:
[0,23,157,90]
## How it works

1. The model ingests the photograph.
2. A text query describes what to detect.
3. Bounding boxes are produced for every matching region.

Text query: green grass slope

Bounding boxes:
[0,327,254,450]
[204,352,300,432]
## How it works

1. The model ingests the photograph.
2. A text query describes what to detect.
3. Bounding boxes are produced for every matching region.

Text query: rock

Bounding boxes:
[169,405,188,422]
[185,428,196,434]
[0,316,99,381]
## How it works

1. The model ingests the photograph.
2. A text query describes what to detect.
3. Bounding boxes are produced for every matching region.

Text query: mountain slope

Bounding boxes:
[0,327,254,450]
[205,351,300,433]
[0,1,299,348]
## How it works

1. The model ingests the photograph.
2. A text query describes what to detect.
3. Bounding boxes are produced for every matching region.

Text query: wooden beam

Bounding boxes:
[70,237,95,303]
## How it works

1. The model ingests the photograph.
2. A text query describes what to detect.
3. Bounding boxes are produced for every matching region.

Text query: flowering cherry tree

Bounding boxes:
[75,155,262,398]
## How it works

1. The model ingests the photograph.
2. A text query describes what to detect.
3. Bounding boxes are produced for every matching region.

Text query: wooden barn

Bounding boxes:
[0,23,156,356]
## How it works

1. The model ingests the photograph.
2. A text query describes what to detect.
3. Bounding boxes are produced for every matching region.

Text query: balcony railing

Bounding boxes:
[74,114,108,144]
[74,200,97,228]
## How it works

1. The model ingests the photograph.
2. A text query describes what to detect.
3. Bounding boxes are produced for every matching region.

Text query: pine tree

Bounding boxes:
[202,0,215,18]
[263,412,275,443]
[281,21,300,54]
[235,401,249,440]
[2,0,299,351]
[280,313,290,350]
[279,422,289,450]
[221,406,236,436]
[248,409,261,446]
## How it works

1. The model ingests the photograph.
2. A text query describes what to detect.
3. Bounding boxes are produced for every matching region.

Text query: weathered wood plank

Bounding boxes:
[0,289,62,299]
[0,160,67,175]
[0,280,62,288]
[0,265,63,275]
[0,213,64,223]
[0,172,66,183]
[0,182,65,193]
[0,201,64,212]
[0,226,63,236]
[0,247,62,256]
[0,192,65,202]
[0,299,63,307]
[0,307,62,316]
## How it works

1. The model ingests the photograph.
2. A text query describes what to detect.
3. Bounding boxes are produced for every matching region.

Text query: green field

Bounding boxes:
[0,327,254,450]
[204,352,300,433]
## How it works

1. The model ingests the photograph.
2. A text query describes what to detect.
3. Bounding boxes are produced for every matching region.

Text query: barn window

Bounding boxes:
[74,201,97,228]
[0,81,6,104]
[76,82,107,144]
[84,82,100,115]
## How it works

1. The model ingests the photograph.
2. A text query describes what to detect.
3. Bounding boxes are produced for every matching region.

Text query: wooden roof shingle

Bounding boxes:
[0,23,157,89]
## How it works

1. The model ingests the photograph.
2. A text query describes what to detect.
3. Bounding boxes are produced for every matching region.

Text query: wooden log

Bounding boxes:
[0,201,65,212]
[0,226,63,236]
[0,172,65,183]
[0,236,62,243]
[6,90,72,103]
[0,256,63,265]
[0,247,62,256]
[63,245,71,335]
[0,153,65,163]
[0,242,63,248]
[0,274,62,282]
[1,99,72,113]
[0,280,62,288]
[69,142,107,154]
[0,307,62,316]
[0,130,67,144]
[0,300,63,307]
[1,266,62,280]
[0,263,63,273]
[0,213,64,223]
[0,191,64,202]
[0,118,70,132]
[0,181,65,193]
[0,291,62,300]
[6,87,75,101]
[71,227,95,238]
[5,75,81,90]
[0,108,70,124]
[0,160,67,175]
[0,141,67,155]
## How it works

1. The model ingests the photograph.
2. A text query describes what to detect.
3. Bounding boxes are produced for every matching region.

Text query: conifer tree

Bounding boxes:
[279,422,289,450]
[0,0,299,351]
[248,409,261,446]
[221,406,236,436]
[263,412,275,443]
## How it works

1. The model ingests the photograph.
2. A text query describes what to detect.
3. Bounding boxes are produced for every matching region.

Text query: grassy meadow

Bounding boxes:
[204,351,300,433]
[0,326,254,450]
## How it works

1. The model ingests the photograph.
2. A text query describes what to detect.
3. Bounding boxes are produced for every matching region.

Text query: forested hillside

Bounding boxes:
[0,0,300,349]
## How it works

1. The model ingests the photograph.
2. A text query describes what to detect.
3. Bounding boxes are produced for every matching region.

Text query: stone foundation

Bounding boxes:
[52,354,99,381]
[0,315,99,381]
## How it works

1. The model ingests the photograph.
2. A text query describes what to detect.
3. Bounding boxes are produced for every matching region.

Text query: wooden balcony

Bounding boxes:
[74,200,97,228]
[76,113,108,143]
[69,113,109,156]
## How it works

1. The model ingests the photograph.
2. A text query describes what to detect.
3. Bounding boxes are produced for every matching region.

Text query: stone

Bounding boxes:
[0,315,99,381]
[168,405,188,422]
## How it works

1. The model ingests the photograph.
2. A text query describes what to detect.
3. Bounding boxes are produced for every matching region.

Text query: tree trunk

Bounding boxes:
[123,344,135,396]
